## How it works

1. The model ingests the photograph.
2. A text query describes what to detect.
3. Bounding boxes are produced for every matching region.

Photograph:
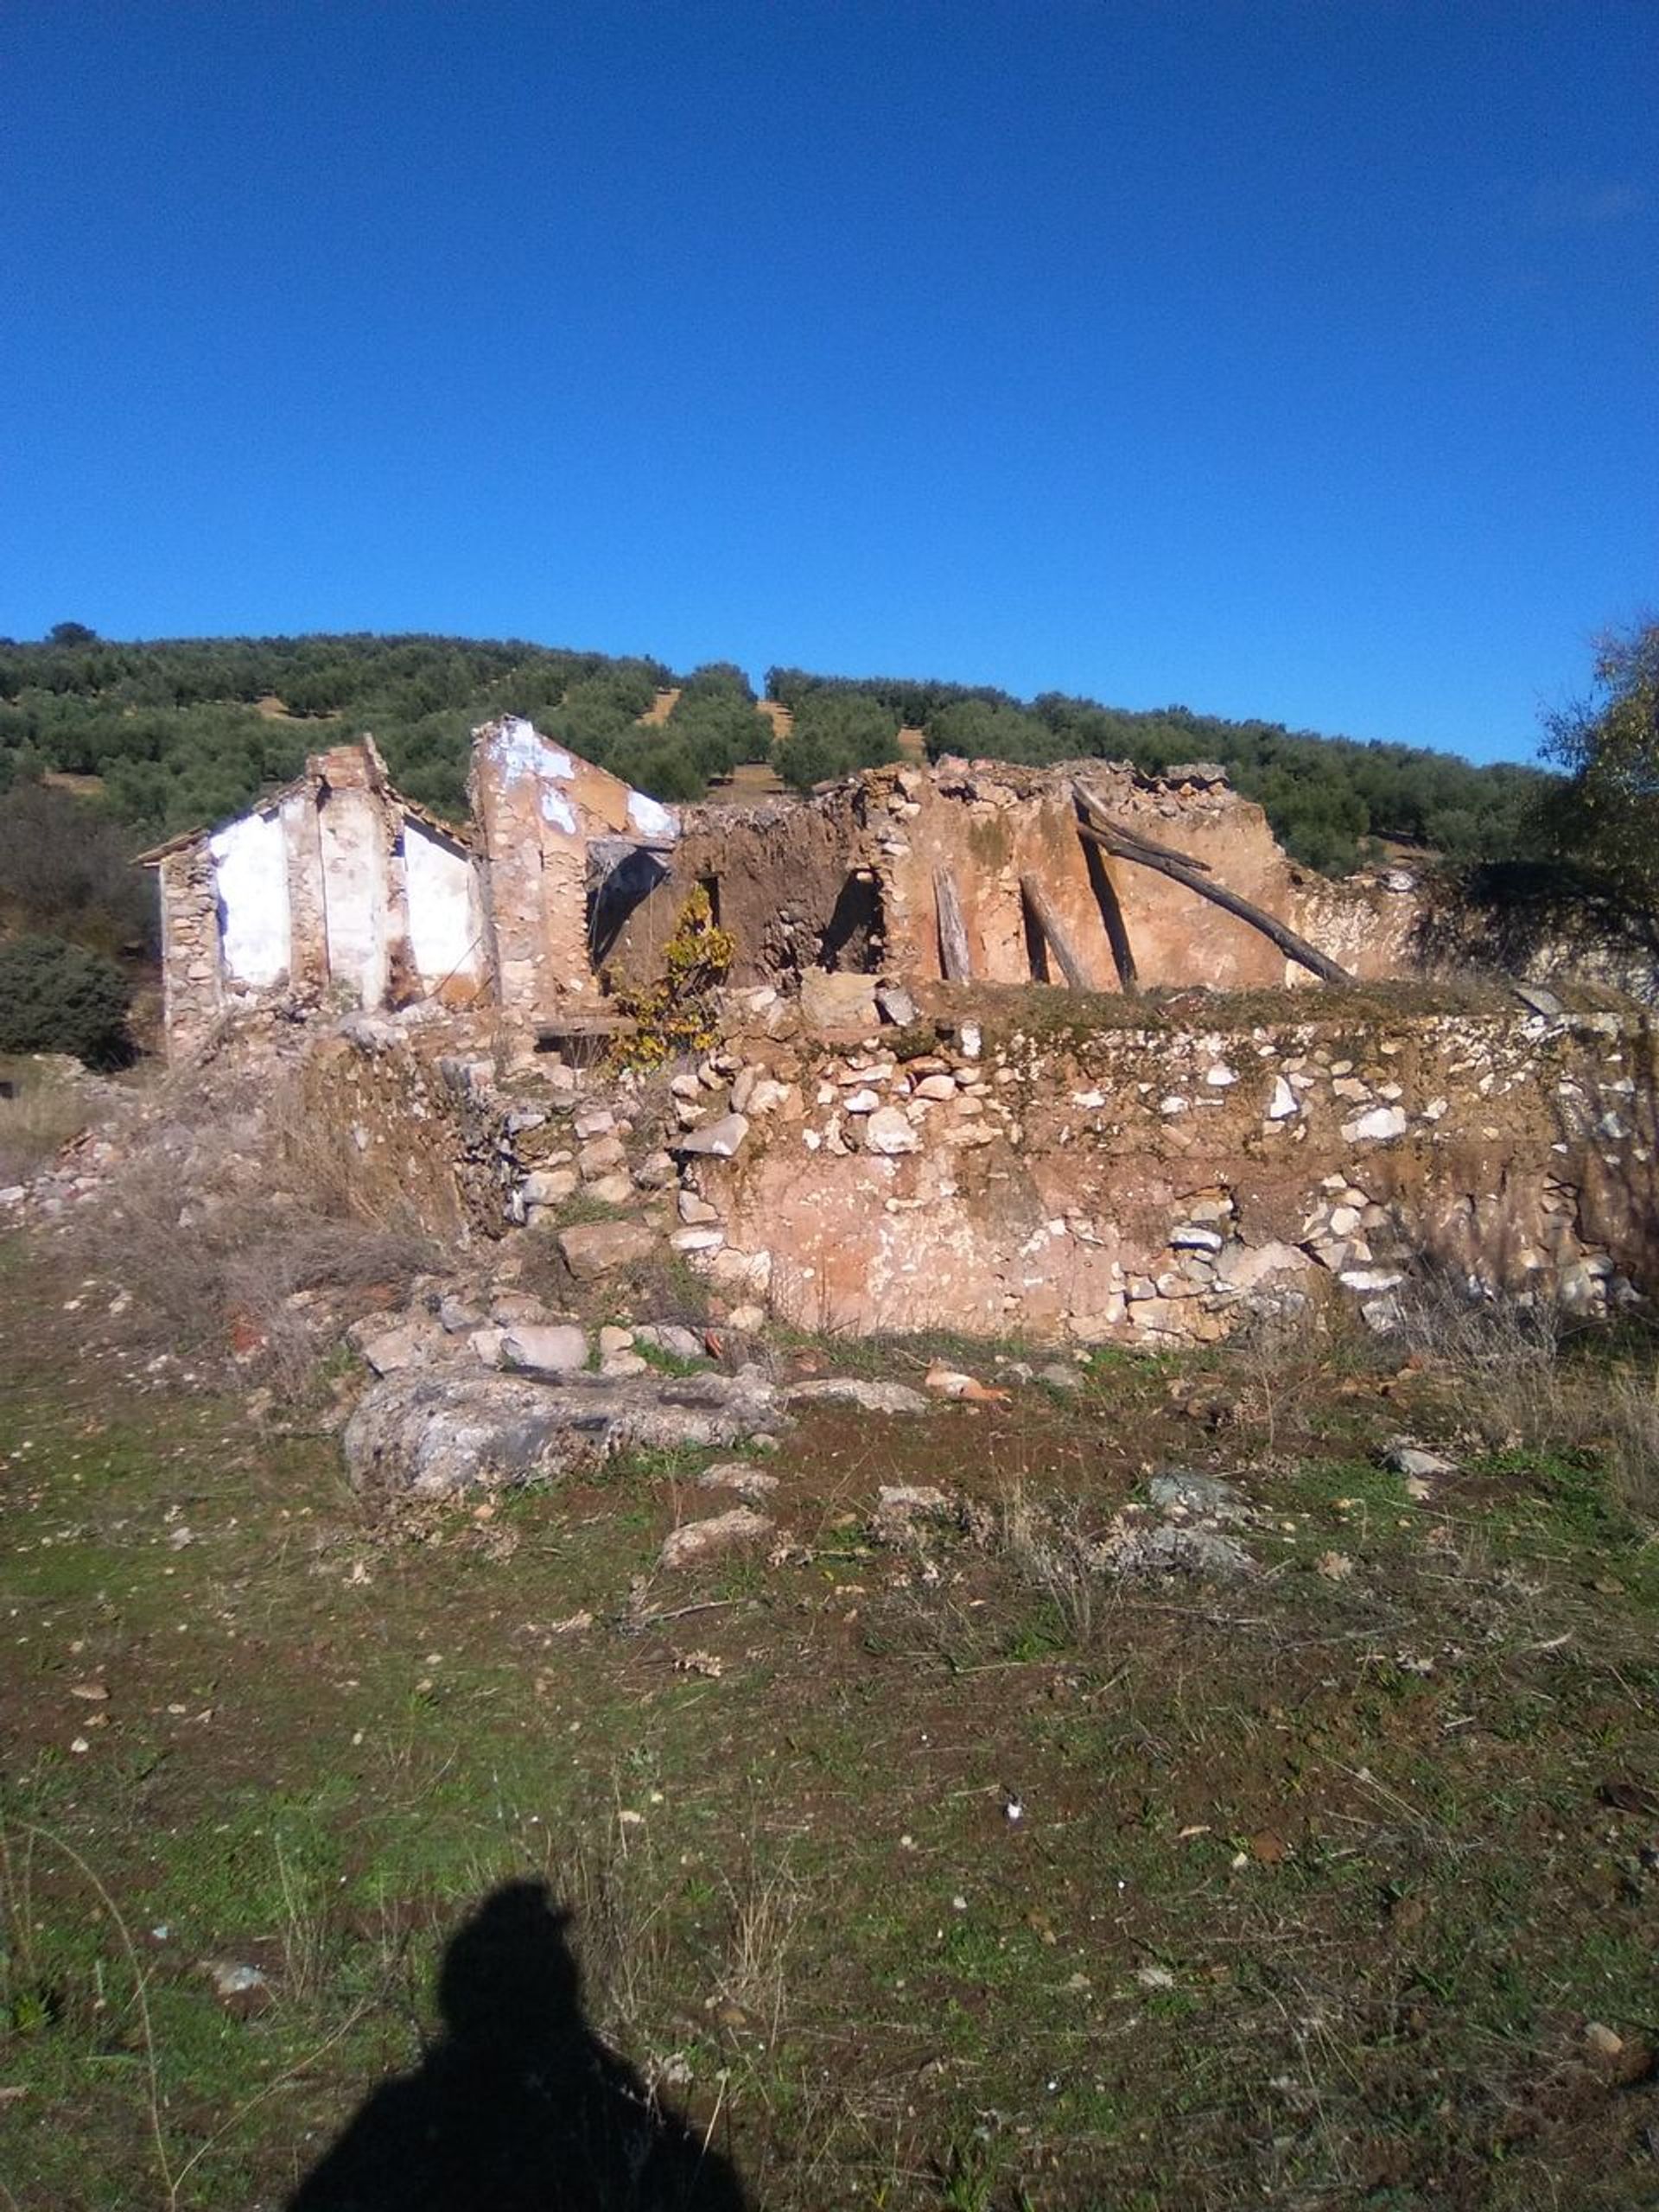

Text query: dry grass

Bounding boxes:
[69,1063,435,1394]
[0,1061,104,1184]
[1391,1268,1659,1516]
[997,1479,1108,1647]
[715,1849,802,2044]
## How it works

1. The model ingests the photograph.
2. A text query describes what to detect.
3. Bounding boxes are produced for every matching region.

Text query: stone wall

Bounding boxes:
[662,988,1659,1344]
[156,846,226,1063]
[468,716,677,1027]
[308,980,1659,1355]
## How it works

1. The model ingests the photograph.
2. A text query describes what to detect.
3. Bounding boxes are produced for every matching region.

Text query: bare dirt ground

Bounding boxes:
[3,1236,1657,2210]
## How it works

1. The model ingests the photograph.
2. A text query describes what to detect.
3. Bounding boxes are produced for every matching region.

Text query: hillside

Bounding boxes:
[0,627,1553,877]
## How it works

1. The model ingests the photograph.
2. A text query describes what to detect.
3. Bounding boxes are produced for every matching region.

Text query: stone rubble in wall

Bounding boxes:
[238,988,1659,1397]
[632,995,1653,1347]
[16,982,1652,1367]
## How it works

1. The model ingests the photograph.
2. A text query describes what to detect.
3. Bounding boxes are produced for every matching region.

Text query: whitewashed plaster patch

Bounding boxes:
[208,810,290,986]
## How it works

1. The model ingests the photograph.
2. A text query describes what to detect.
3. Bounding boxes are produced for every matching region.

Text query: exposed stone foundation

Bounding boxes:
[685,989,1656,1342]
[303,983,1659,1351]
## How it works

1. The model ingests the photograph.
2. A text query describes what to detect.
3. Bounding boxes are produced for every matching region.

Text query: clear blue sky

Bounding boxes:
[3,2,1654,763]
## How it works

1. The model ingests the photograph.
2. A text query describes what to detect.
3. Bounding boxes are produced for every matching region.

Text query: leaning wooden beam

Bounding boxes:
[1079,836,1140,992]
[1073,812,1355,986]
[1072,781,1215,874]
[934,868,974,981]
[1019,874,1091,990]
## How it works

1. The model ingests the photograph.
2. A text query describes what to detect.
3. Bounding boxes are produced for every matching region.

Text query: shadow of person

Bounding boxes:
[288,1878,752,2212]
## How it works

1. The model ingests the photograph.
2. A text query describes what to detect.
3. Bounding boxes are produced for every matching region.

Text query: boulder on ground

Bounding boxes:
[499,1322,589,1377]
[343,1363,785,1498]
[800,971,879,1033]
[1145,1470,1249,1523]
[557,1221,660,1281]
[658,1507,774,1569]
[785,1377,930,1416]
[672,1113,750,1160]
[348,1317,435,1376]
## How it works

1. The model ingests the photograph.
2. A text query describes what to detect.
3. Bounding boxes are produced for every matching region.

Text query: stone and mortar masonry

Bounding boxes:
[653,990,1659,1344]
[156,847,226,1064]
[306,986,1659,1353]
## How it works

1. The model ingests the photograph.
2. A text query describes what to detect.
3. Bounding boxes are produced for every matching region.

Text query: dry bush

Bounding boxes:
[71,1062,435,1394]
[264,1068,443,1238]
[1390,1269,1571,1447]
[1596,1367,1659,1515]
[1390,1268,1659,1517]
[0,1067,93,1184]
[998,1480,1108,1648]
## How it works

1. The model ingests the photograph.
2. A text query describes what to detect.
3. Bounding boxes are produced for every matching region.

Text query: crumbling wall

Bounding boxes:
[156,847,226,1061]
[874,759,1309,989]
[1291,868,1427,984]
[610,757,1413,1001]
[607,785,872,988]
[282,981,1659,1355]
[469,716,677,1022]
[296,1022,513,1241]
[151,739,497,1058]
[662,990,1659,1344]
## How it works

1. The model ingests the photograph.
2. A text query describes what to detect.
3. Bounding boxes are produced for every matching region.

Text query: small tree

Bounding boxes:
[607,887,734,1070]
[0,934,134,1067]
[1541,619,1659,898]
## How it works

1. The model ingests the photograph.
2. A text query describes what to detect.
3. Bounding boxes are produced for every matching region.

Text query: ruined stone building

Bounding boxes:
[142,721,678,1060]
[132,714,1659,1352]
[611,755,1420,1008]
[146,715,1426,1063]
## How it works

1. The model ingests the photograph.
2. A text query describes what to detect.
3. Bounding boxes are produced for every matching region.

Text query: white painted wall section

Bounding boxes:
[404,824,484,983]
[627,789,678,840]
[209,810,291,987]
[488,716,575,785]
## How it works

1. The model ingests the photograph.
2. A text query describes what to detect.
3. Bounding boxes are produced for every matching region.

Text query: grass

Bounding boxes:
[2,1245,1658,2208]
[0,1055,104,1185]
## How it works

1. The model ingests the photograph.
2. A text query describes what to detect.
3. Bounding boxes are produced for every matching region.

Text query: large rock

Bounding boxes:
[557,1220,660,1281]
[658,1508,773,1569]
[348,1317,435,1376]
[499,1322,589,1376]
[864,1107,921,1156]
[343,1364,786,1497]
[784,1376,929,1416]
[800,971,879,1033]
[672,1113,750,1159]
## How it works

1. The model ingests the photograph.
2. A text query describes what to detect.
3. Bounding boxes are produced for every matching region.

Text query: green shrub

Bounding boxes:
[0,934,133,1067]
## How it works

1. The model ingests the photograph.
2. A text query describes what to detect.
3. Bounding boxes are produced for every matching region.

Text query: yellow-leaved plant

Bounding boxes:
[607,887,735,1070]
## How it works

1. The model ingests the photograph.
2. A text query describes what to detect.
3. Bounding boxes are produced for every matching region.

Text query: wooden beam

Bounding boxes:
[1019,874,1091,989]
[934,868,973,981]
[1079,836,1139,992]
[1071,789,1354,987]
[1072,782,1214,874]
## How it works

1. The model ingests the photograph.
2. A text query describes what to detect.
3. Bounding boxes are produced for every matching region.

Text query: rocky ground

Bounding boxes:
[3,1016,1659,2209]
[3,1184,1658,2208]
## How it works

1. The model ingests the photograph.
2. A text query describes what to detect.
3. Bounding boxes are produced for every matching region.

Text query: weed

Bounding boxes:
[996,1481,1107,1648]
[716,1847,801,2044]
